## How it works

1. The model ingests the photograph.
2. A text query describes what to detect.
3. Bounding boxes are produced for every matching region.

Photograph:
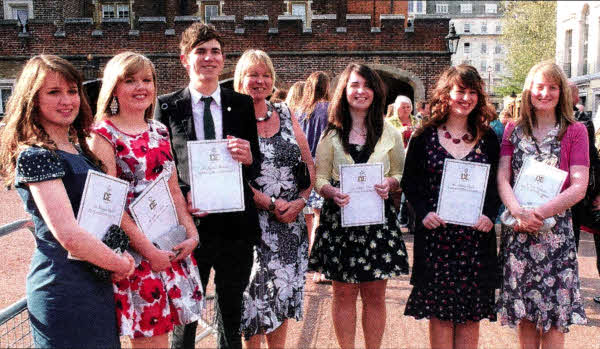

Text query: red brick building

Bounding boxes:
[0,0,453,115]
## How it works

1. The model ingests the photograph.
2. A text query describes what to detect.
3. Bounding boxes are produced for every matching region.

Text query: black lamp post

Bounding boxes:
[445,23,460,54]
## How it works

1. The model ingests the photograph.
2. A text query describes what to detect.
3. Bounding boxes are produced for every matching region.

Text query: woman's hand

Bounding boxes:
[374,178,393,199]
[112,251,135,282]
[332,189,350,208]
[473,215,494,232]
[422,212,446,230]
[227,135,253,166]
[148,247,176,272]
[186,192,209,218]
[513,208,543,233]
[171,237,199,262]
[273,198,305,224]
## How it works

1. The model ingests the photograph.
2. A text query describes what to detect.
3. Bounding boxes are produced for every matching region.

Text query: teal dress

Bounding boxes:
[15,146,120,348]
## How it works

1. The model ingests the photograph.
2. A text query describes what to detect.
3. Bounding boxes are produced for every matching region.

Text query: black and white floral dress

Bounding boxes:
[240,102,309,339]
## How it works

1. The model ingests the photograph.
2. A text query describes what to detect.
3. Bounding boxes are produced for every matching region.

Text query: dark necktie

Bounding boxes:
[201,96,216,140]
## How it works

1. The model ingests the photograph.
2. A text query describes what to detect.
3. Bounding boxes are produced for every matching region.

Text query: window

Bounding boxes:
[463,59,472,65]
[583,7,589,75]
[480,60,487,72]
[481,42,487,53]
[102,4,129,19]
[460,3,472,14]
[3,0,33,21]
[408,1,426,15]
[495,23,502,33]
[481,22,487,33]
[495,44,502,54]
[464,23,471,33]
[495,63,501,72]
[565,29,573,77]
[0,85,13,116]
[485,4,497,14]
[200,1,221,23]
[436,3,448,14]
[464,42,471,54]
[291,3,306,19]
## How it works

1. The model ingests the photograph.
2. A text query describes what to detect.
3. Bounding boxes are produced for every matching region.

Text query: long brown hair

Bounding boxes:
[417,64,495,144]
[95,52,158,122]
[299,71,331,118]
[0,55,103,186]
[325,63,386,155]
[517,60,574,140]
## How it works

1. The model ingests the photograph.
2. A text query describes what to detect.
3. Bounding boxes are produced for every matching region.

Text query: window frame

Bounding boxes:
[464,23,471,33]
[0,81,15,117]
[101,3,130,19]
[495,44,502,54]
[408,1,426,15]
[485,4,498,14]
[481,42,487,54]
[435,3,448,14]
[3,0,33,20]
[464,42,471,54]
[460,3,472,14]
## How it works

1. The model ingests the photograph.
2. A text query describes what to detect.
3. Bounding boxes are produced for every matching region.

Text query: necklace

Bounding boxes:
[442,125,472,144]
[351,128,367,137]
[256,101,274,122]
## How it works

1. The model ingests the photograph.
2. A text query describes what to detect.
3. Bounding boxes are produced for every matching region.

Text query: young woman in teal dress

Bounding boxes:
[0,55,135,348]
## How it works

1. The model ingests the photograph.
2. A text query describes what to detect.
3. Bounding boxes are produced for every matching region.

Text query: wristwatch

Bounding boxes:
[268,196,276,211]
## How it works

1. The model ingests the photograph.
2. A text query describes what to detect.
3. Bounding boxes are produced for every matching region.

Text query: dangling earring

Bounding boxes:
[110,96,119,115]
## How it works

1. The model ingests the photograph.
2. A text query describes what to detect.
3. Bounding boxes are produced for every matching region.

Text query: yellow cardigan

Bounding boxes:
[315,121,406,192]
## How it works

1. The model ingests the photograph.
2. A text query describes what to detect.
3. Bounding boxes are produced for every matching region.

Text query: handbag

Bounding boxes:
[294,161,311,191]
[88,224,130,281]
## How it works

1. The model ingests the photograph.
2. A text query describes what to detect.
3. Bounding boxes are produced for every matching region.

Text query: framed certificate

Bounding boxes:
[436,159,490,226]
[339,163,385,227]
[513,157,568,207]
[188,140,245,213]
[129,174,179,243]
[76,170,129,240]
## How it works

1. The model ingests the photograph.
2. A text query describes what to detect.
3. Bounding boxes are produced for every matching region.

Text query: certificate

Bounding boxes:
[129,174,179,245]
[339,163,384,227]
[436,159,490,226]
[76,170,128,240]
[513,157,568,207]
[188,140,245,213]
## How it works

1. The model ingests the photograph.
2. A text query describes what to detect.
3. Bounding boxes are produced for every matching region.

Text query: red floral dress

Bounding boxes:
[92,119,203,338]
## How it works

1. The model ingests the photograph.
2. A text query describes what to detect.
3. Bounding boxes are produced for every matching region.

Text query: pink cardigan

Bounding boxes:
[501,121,589,191]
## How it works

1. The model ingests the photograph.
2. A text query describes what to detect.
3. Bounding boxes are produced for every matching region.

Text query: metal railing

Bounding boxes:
[0,219,216,347]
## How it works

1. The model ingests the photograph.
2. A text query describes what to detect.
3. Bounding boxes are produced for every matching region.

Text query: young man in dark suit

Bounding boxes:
[155,23,261,349]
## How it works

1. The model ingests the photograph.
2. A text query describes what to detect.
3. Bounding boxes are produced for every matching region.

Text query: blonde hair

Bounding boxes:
[517,60,574,140]
[0,55,102,186]
[233,49,276,94]
[95,52,157,121]
[393,95,413,118]
[285,81,305,115]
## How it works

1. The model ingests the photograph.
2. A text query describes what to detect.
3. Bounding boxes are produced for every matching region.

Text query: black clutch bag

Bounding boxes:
[88,224,130,281]
[294,161,311,191]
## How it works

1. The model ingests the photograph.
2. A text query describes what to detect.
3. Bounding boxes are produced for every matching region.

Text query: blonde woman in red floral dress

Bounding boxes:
[89,52,203,348]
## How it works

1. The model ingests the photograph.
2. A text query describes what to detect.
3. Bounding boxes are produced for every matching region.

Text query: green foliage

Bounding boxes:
[496,1,556,96]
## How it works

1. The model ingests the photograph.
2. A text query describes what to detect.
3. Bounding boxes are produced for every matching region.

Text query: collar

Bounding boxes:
[189,84,222,107]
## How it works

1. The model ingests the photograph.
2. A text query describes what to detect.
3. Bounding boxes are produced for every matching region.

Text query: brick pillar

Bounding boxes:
[166,0,178,28]
[336,0,347,27]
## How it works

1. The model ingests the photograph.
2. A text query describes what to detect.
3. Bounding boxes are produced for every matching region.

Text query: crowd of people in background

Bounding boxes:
[1,21,600,349]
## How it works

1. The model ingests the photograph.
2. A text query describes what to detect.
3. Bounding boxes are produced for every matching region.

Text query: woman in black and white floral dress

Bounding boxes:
[234,49,315,348]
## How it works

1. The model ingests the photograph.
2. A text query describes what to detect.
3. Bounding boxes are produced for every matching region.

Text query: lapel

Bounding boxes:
[175,87,196,141]
[220,87,234,138]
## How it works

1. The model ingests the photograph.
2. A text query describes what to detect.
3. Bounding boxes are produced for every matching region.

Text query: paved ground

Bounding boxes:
[2,186,600,348]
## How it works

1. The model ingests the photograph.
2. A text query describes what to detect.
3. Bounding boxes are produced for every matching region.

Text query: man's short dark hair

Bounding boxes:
[180,22,225,55]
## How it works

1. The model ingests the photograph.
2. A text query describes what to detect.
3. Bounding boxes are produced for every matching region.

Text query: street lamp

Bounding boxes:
[487,66,493,94]
[445,23,460,54]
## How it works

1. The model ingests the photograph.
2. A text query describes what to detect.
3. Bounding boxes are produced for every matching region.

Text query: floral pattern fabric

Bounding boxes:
[404,127,497,322]
[92,119,203,338]
[497,124,587,333]
[241,102,309,339]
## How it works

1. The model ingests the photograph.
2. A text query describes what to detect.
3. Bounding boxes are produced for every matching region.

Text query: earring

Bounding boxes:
[110,96,119,115]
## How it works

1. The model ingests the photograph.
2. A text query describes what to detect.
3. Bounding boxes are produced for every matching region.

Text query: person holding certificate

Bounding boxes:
[497,61,588,346]
[0,55,135,348]
[232,49,315,348]
[401,64,501,349]
[308,63,409,349]
[89,52,203,348]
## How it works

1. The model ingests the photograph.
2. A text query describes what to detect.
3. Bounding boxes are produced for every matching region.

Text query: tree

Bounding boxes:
[496,1,556,96]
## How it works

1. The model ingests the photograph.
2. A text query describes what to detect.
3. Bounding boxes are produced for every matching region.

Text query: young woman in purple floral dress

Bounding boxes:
[497,61,588,348]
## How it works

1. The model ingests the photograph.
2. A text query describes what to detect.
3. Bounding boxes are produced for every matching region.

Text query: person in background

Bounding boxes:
[0,55,135,348]
[234,49,315,349]
[386,95,420,148]
[402,64,501,349]
[269,88,288,104]
[285,81,305,117]
[415,100,430,121]
[296,71,331,284]
[497,61,588,348]
[154,23,261,349]
[309,63,409,349]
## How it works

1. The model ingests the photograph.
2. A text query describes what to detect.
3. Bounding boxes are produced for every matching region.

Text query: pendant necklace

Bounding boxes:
[442,125,472,144]
[256,102,274,122]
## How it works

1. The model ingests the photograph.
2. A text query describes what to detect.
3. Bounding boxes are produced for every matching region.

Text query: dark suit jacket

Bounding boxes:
[155,86,261,245]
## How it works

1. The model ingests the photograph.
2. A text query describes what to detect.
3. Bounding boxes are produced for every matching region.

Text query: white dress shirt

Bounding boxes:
[189,84,224,140]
